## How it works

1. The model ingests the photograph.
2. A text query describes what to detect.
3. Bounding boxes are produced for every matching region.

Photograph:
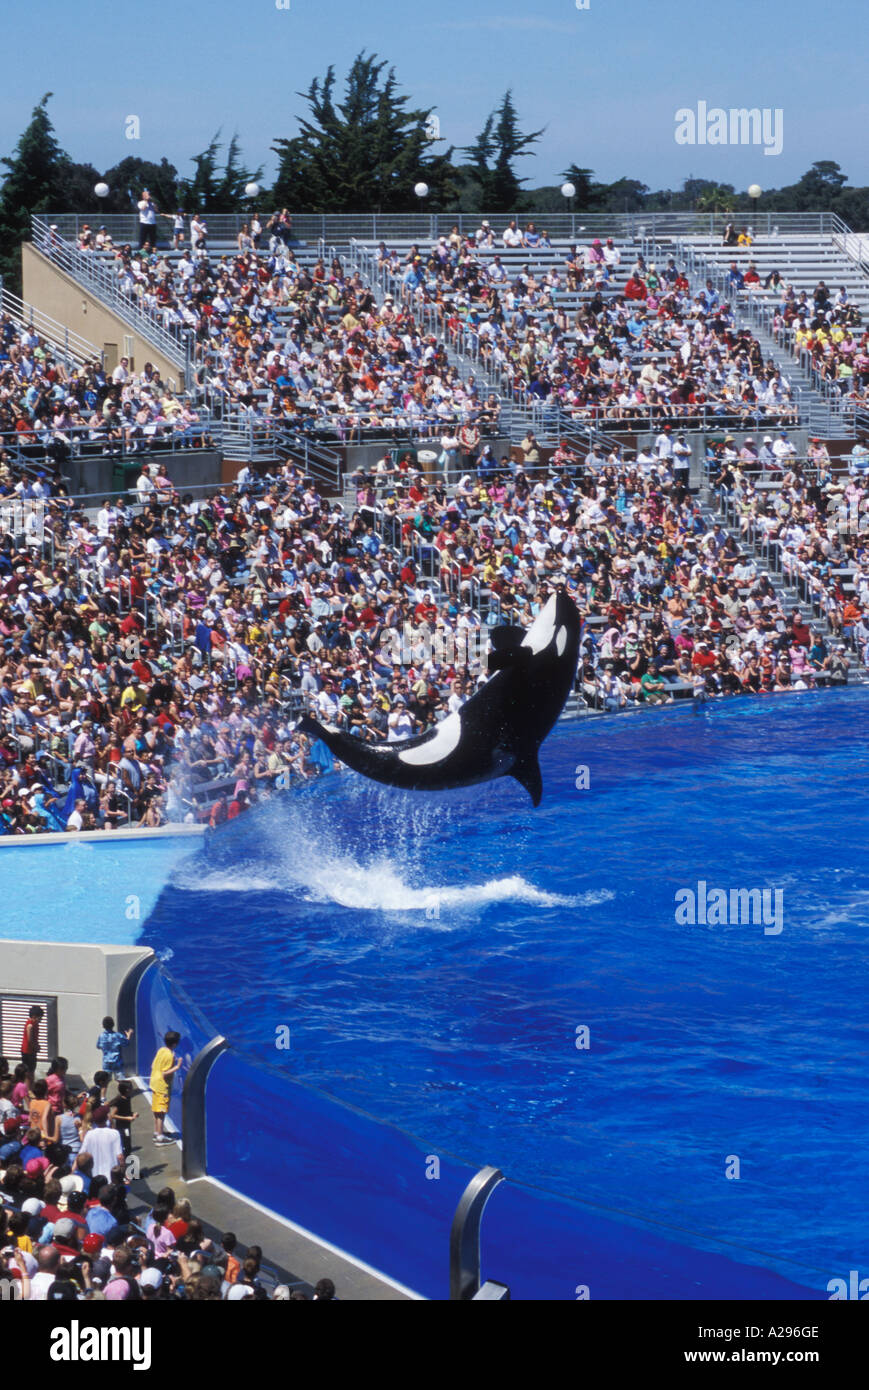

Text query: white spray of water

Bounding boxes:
[173,787,611,919]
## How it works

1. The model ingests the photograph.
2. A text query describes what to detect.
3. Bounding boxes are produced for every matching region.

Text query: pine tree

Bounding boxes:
[102,157,180,214]
[272,53,455,212]
[464,92,544,212]
[179,132,262,212]
[0,93,66,291]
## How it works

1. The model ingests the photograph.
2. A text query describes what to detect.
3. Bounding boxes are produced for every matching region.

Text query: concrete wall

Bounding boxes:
[21,242,182,388]
[67,449,222,498]
[0,940,152,1078]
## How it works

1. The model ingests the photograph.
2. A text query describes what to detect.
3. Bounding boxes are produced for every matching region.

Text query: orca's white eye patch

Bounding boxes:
[556,625,567,656]
[521,593,558,654]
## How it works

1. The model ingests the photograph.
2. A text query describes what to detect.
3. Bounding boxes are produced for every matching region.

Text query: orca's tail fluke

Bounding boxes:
[510,749,543,808]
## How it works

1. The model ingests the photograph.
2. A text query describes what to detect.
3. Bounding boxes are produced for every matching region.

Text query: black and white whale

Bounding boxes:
[297,590,581,807]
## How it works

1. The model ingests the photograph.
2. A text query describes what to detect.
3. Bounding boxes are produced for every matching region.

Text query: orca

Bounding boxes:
[297,590,581,807]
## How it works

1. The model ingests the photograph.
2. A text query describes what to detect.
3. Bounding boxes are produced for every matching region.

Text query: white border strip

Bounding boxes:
[0,824,205,848]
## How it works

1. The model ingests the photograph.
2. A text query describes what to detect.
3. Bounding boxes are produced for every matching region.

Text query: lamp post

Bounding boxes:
[93,182,109,248]
[560,181,576,238]
[748,183,762,239]
[244,181,260,245]
[414,181,431,238]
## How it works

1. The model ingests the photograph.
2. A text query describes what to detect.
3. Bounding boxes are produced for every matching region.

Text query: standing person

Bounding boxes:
[459,421,481,474]
[72,1105,123,1178]
[108,1081,138,1159]
[45,1057,69,1119]
[672,433,692,493]
[190,213,208,257]
[277,208,293,248]
[96,1016,133,1082]
[21,1006,43,1077]
[29,1078,56,1140]
[171,209,186,249]
[149,1031,181,1145]
[137,190,158,252]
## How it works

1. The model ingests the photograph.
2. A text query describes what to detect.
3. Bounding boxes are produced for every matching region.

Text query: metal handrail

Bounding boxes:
[31,218,193,382]
[449,1165,506,1301]
[0,285,104,366]
[38,210,841,245]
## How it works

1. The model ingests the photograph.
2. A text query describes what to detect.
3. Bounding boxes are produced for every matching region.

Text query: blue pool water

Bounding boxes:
[137,686,869,1285]
[0,834,200,944]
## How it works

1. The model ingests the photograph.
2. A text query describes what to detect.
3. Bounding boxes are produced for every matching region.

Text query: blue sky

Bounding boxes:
[1,0,866,194]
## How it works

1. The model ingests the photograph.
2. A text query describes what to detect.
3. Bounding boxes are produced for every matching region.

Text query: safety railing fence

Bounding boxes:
[0,284,104,368]
[829,214,869,281]
[31,217,193,383]
[3,413,215,458]
[529,398,801,441]
[40,210,842,247]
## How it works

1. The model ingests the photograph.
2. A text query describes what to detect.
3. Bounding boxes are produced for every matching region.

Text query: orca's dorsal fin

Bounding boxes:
[510,749,543,807]
[487,626,532,673]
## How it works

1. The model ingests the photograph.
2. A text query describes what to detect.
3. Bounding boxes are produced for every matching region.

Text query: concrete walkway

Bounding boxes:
[121,1091,415,1301]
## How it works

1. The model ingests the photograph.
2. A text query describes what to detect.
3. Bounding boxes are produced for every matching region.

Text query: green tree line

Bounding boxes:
[2,62,868,291]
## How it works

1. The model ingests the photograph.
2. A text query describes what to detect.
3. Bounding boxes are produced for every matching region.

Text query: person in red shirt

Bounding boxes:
[791,611,812,647]
[624,274,647,301]
[691,643,717,672]
[21,1006,43,1077]
[414,597,438,626]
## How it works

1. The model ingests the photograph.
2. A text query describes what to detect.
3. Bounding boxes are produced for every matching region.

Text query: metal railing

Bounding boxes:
[0,285,104,367]
[669,231,864,434]
[31,218,194,384]
[666,236,850,436]
[829,215,869,280]
[39,210,845,247]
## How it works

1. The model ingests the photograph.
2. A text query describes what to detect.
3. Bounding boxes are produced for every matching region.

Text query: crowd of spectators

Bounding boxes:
[4,215,865,832]
[3,412,868,835]
[0,1051,335,1301]
[713,224,869,418]
[712,442,869,649]
[0,315,209,493]
[60,231,503,442]
[382,228,799,433]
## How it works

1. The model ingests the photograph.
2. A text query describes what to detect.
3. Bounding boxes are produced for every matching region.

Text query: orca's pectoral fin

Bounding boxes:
[510,749,543,807]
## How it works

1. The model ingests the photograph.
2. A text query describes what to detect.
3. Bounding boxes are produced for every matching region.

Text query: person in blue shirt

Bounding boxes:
[96,1017,133,1081]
